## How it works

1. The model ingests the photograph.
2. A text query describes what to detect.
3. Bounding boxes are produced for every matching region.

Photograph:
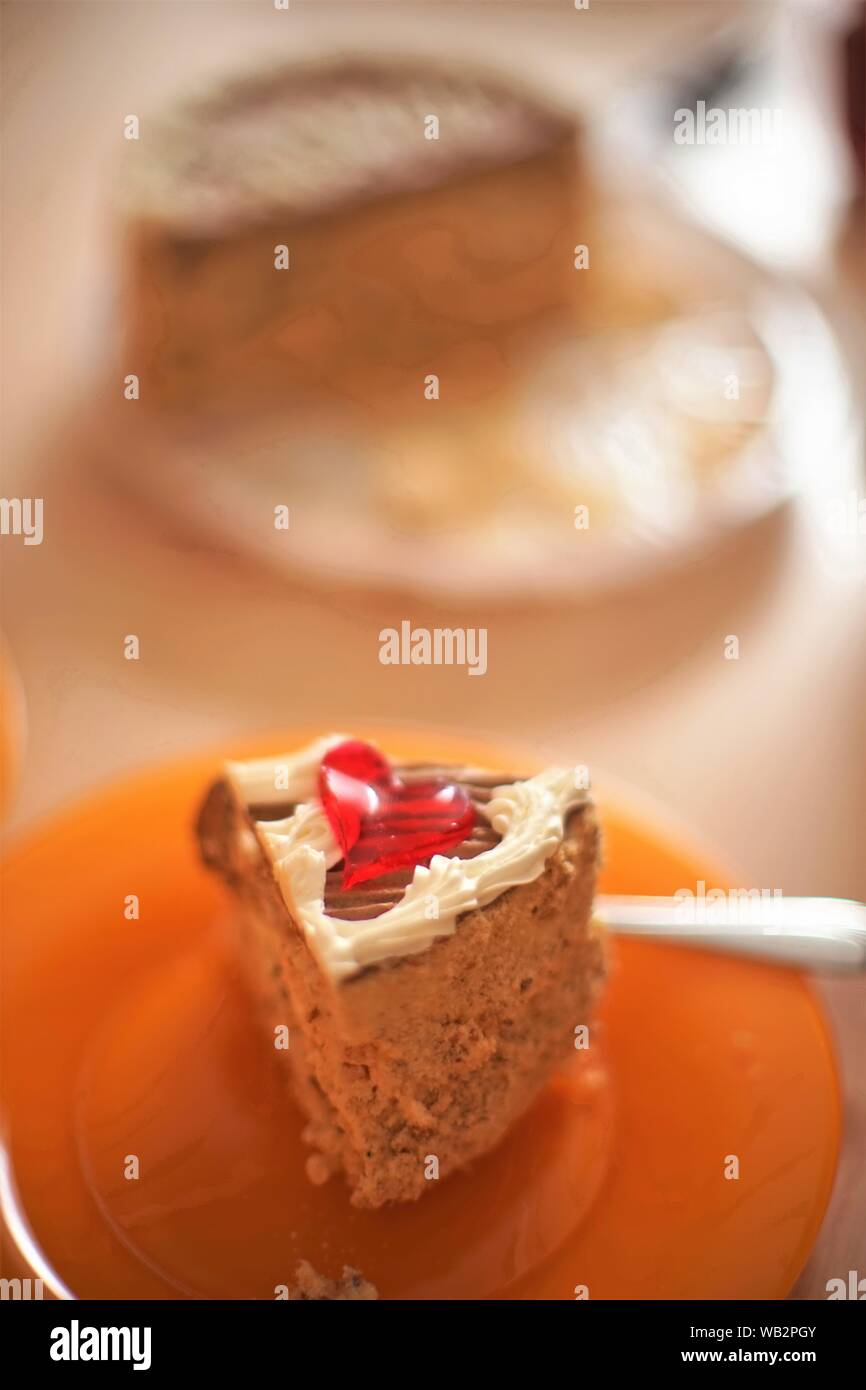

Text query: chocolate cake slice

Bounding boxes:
[197,735,603,1208]
[119,57,580,424]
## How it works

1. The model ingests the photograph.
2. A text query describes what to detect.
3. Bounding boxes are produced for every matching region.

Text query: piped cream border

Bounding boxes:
[226,735,585,982]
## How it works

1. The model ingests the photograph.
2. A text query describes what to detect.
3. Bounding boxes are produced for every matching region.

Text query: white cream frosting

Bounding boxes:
[226,735,585,983]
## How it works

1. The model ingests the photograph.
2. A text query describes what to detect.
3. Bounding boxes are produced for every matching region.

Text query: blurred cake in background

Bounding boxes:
[103,50,790,598]
[119,57,580,428]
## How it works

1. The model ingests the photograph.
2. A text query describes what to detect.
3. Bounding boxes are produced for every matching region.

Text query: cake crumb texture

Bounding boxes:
[285,1261,379,1301]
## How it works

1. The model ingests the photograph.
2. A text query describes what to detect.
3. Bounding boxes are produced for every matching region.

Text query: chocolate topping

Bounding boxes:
[197,761,589,934]
[250,765,510,922]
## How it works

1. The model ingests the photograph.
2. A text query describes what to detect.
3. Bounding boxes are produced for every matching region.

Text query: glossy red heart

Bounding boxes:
[318,739,476,890]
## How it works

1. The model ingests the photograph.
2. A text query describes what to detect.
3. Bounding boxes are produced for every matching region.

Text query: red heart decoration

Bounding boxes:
[318,739,476,890]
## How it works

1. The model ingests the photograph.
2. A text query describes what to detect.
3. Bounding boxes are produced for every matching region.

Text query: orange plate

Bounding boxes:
[0,729,840,1300]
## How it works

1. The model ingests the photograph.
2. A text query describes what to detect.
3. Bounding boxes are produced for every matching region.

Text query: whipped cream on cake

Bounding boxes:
[225,734,587,981]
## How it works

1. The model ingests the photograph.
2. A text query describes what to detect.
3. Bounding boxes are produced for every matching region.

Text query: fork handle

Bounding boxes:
[594,895,866,973]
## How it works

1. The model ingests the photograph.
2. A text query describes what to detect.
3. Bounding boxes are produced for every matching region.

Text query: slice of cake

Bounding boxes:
[197,734,603,1208]
[119,57,579,426]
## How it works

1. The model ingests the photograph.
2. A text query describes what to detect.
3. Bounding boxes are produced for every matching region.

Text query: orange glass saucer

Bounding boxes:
[0,728,840,1299]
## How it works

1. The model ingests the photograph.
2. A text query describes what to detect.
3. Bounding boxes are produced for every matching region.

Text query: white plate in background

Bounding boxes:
[92,197,856,603]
